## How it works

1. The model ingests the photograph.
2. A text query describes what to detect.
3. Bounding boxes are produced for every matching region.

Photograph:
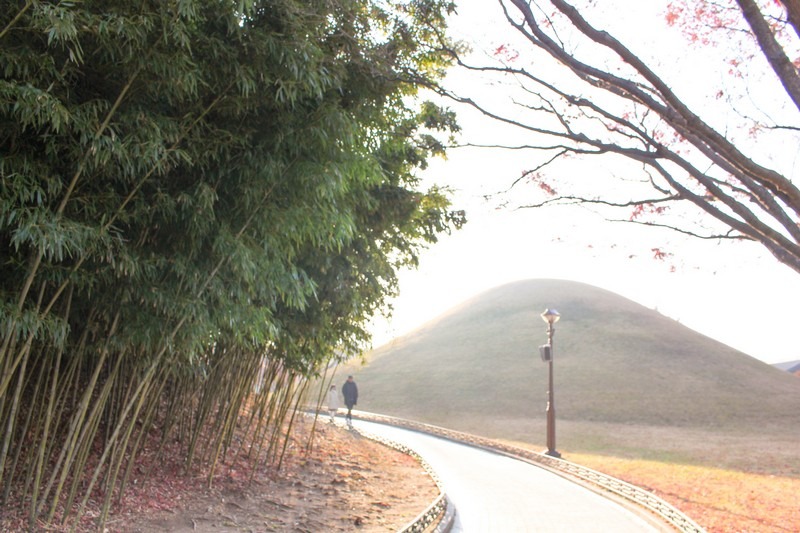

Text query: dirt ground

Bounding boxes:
[117,418,439,532]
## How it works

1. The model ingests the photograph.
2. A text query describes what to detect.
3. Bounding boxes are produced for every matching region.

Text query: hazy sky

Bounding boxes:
[370,1,800,365]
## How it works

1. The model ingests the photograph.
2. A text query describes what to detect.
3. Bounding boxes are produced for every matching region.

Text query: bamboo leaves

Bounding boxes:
[0,0,459,529]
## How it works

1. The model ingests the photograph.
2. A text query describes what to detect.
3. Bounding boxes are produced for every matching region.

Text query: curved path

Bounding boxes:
[353,419,669,532]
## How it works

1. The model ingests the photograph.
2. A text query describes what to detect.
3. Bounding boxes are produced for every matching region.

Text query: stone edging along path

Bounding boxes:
[347,410,706,533]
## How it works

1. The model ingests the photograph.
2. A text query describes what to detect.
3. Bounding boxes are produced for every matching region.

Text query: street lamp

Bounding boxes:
[539,308,561,458]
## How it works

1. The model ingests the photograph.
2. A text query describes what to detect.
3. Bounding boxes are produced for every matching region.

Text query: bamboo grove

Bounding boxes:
[0,0,462,529]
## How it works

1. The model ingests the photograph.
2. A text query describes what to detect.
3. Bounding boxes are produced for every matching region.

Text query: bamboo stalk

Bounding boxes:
[31,313,84,521]
[245,358,281,478]
[116,375,168,506]
[0,283,45,486]
[59,358,119,527]
[0,0,33,41]
[97,373,163,529]
[277,374,308,471]
[4,343,46,505]
[39,312,120,521]
[29,334,65,528]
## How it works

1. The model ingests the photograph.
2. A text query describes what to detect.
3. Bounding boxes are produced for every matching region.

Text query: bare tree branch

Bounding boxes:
[614,219,750,241]
[737,0,800,108]
[781,0,800,38]
[482,0,800,272]
[422,1,800,272]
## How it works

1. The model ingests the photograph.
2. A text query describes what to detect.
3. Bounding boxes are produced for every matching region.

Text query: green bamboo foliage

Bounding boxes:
[0,0,461,529]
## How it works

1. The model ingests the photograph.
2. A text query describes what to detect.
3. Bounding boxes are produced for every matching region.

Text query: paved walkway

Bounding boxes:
[353,419,669,532]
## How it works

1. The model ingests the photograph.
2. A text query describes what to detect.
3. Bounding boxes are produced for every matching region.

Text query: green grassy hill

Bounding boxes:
[337,279,800,472]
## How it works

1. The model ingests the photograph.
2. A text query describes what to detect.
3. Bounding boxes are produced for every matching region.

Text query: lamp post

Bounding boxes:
[540,308,561,458]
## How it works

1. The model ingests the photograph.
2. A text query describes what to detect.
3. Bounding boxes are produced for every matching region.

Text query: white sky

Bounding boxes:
[370,1,800,365]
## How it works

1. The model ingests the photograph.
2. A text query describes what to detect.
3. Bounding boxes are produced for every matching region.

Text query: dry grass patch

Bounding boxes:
[568,453,800,533]
[504,423,800,533]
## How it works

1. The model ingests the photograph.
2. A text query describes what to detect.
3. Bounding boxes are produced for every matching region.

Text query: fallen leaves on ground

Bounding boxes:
[1,417,438,532]
[120,418,439,532]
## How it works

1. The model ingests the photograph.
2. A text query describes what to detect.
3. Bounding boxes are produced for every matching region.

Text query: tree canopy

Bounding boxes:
[0,0,461,528]
[435,0,800,274]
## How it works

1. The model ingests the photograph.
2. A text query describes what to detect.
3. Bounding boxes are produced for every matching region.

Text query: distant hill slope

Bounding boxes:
[774,360,800,373]
[342,279,800,435]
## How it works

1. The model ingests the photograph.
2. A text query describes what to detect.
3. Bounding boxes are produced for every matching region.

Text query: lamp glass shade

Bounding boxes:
[540,308,560,324]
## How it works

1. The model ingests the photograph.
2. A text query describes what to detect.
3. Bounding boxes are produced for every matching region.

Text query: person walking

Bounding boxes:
[326,384,340,423]
[341,375,358,426]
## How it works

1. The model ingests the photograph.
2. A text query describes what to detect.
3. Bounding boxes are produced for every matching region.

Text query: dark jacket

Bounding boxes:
[342,380,358,408]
